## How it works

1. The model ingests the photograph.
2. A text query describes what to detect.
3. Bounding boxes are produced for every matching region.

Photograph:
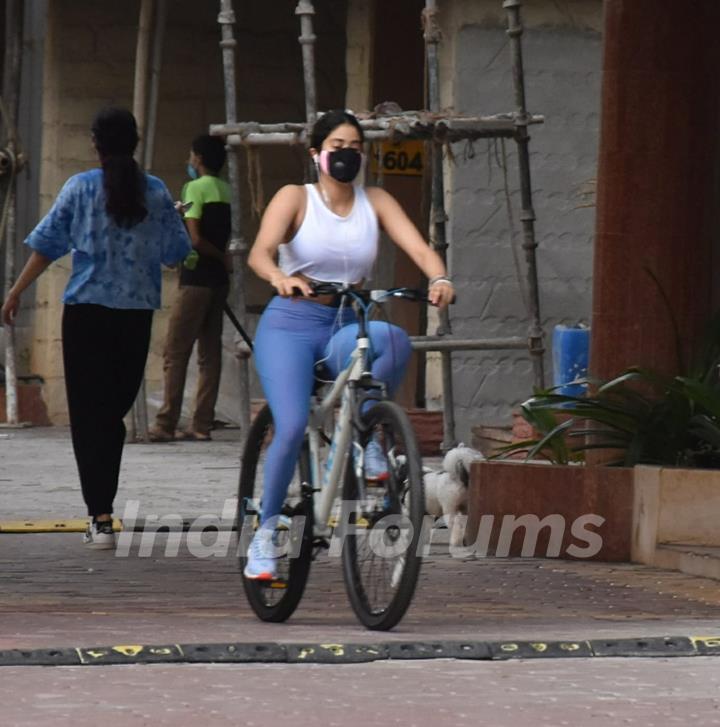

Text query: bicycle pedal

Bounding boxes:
[311,537,330,560]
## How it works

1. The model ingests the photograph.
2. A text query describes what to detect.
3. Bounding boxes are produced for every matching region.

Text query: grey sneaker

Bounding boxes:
[243,526,279,581]
[83,520,116,550]
[364,439,389,481]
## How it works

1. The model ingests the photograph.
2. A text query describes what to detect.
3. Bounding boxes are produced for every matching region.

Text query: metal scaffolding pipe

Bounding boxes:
[504,0,545,388]
[424,0,456,450]
[218,0,251,433]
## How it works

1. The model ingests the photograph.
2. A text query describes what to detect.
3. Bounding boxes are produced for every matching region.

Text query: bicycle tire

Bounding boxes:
[237,405,313,622]
[341,400,425,630]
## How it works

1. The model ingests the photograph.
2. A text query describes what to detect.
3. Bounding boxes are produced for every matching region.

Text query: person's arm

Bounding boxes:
[366,187,454,308]
[247,185,313,297]
[1,251,53,325]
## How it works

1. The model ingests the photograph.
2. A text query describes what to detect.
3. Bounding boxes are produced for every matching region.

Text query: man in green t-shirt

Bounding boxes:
[150,135,232,441]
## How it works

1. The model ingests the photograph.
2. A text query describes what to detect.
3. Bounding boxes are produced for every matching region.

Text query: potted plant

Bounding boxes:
[466,311,720,563]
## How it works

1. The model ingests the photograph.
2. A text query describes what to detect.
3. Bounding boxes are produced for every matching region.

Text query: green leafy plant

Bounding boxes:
[497,310,720,468]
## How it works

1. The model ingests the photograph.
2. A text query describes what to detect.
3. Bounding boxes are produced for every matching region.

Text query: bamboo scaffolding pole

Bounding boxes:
[409,336,527,352]
[129,0,155,442]
[296,0,317,125]
[143,0,167,172]
[423,0,456,450]
[218,0,251,434]
[505,0,545,388]
[210,113,544,146]
[2,0,24,426]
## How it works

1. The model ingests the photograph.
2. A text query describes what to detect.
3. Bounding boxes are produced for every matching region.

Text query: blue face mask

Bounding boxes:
[186,163,198,180]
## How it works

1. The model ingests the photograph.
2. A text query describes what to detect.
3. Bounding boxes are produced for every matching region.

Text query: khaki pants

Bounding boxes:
[155,283,228,436]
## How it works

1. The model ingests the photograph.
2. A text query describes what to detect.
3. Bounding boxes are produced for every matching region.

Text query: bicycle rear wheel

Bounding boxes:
[341,400,425,630]
[237,405,313,622]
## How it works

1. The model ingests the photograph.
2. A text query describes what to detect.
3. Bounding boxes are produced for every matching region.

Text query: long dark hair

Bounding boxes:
[310,110,364,150]
[91,108,147,228]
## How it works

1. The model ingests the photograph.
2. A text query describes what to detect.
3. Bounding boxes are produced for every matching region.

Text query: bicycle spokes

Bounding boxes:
[342,401,425,630]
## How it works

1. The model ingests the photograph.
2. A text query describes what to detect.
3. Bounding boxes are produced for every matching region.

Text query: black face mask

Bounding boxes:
[322,148,362,183]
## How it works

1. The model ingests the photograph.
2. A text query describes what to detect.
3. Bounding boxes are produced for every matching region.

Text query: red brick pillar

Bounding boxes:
[591,0,720,379]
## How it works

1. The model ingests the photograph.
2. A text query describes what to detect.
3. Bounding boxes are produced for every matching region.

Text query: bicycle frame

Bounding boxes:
[306,332,371,536]
[282,284,428,538]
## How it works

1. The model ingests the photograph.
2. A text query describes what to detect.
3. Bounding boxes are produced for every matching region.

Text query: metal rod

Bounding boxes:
[409,336,528,352]
[218,0,251,433]
[424,0,455,450]
[3,0,23,426]
[295,0,317,125]
[504,0,545,388]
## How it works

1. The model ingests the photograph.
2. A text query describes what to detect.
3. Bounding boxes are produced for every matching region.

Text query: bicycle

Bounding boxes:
[237,283,429,631]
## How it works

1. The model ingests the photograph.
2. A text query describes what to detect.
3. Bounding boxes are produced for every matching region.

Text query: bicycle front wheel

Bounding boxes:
[237,405,313,622]
[341,400,425,630]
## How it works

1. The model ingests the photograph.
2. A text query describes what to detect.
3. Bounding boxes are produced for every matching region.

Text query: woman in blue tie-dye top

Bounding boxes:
[1,108,191,549]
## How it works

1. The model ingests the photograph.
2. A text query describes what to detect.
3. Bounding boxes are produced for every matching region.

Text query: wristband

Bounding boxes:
[429,276,453,287]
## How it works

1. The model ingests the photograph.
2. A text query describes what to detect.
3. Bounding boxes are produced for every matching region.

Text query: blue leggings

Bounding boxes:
[253,296,412,524]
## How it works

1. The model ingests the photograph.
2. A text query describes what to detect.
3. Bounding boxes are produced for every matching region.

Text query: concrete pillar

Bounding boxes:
[591,0,720,379]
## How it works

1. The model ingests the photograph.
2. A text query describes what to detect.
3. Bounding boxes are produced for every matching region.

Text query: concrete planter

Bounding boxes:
[466,460,634,561]
[633,465,720,579]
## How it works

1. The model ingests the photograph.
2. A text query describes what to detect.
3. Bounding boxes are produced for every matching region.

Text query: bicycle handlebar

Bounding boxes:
[305,282,454,305]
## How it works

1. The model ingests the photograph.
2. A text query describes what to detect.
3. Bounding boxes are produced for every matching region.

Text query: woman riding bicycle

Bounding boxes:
[245,110,454,580]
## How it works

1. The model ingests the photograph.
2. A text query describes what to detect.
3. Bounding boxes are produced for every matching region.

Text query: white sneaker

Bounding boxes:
[364,439,389,481]
[83,520,116,550]
[243,526,278,581]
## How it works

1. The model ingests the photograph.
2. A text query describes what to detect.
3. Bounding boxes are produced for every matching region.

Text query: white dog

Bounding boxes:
[423,445,484,547]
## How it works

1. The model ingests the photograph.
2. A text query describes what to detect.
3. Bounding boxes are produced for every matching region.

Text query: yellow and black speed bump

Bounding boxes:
[182,642,286,663]
[489,640,592,659]
[387,641,490,660]
[692,637,720,655]
[77,644,186,665]
[1,635,719,667]
[0,648,80,666]
[287,643,387,663]
[589,636,695,658]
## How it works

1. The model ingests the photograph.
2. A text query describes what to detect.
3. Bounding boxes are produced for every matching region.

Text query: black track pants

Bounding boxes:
[62,303,153,516]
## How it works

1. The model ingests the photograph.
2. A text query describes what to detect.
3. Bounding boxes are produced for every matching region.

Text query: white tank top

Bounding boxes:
[278,184,378,284]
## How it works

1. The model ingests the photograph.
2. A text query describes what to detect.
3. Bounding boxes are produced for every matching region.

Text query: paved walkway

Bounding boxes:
[5,426,720,725]
[2,425,720,650]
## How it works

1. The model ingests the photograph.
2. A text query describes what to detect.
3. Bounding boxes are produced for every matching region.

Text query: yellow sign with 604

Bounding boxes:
[370,140,425,177]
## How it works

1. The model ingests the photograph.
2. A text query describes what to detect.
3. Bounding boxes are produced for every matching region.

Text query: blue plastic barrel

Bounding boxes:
[552,325,590,397]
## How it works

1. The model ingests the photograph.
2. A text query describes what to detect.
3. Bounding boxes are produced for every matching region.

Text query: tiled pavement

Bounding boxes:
[4,426,720,725]
[3,425,720,649]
